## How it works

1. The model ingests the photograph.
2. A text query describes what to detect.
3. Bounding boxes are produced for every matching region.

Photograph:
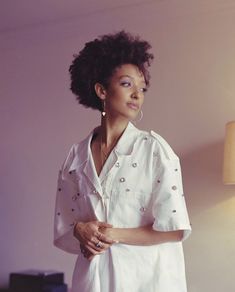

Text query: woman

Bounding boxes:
[54,31,191,292]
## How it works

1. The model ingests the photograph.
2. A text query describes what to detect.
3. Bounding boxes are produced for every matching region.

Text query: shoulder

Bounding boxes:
[137,129,179,161]
[60,131,92,172]
[59,144,77,172]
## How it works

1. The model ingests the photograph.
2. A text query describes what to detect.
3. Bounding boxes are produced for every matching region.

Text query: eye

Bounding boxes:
[120,80,132,87]
[140,87,148,93]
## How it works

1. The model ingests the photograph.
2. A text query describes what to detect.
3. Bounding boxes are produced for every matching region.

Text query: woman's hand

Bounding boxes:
[74,221,117,258]
[99,226,115,239]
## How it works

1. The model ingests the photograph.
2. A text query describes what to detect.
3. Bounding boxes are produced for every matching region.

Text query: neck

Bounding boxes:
[98,115,129,147]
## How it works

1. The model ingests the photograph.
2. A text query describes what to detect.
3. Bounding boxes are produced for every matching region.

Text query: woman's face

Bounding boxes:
[103,64,147,120]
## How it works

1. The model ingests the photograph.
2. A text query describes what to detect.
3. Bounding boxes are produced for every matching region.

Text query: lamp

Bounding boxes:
[223,121,235,184]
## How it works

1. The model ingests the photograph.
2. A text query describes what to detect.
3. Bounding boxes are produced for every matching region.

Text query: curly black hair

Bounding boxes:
[69,30,154,111]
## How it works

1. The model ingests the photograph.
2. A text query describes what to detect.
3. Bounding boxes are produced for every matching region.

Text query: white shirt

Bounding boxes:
[54,122,191,292]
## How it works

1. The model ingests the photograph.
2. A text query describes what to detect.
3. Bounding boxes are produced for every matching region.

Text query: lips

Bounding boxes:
[127,103,139,110]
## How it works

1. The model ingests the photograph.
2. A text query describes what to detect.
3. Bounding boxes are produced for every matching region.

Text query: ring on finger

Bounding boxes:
[95,241,102,248]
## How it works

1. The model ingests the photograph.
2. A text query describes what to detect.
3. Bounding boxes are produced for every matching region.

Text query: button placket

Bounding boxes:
[139,194,147,213]
[101,170,115,222]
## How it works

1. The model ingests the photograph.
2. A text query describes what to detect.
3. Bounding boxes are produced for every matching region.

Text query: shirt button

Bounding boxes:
[120,177,125,182]
[172,185,177,190]
[140,206,146,212]
[92,190,98,194]
[132,162,137,168]
[126,188,130,192]
[115,162,120,167]
[143,137,148,140]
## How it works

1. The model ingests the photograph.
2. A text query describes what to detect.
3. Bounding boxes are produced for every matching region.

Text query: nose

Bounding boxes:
[131,86,143,99]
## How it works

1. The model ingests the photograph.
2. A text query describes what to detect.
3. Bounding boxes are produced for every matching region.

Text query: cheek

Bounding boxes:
[107,90,127,104]
[140,96,145,106]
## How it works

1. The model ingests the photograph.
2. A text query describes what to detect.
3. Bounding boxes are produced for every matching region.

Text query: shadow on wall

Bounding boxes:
[181,140,234,217]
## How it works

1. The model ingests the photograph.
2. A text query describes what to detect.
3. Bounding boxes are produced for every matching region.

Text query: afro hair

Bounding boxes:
[69,30,154,111]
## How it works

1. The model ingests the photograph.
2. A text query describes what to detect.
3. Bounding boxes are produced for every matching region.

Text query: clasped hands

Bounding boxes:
[74,221,117,261]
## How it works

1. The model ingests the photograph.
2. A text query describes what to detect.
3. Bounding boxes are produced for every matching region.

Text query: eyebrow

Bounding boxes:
[119,74,146,84]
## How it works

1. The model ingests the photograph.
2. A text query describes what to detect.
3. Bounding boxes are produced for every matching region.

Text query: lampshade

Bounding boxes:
[223,121,235,184]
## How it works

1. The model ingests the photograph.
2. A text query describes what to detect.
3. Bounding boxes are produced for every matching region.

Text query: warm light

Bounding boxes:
[223,121,235,185]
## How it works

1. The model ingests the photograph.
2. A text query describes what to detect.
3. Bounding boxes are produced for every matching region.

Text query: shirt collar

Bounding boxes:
[68,122,140,171]
[114,122,140,156]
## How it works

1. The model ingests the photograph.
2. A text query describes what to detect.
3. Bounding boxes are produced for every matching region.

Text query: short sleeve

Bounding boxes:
[150,131,191,241]
[53,145,81,254]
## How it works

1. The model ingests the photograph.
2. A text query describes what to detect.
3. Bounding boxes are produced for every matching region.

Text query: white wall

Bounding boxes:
[1,1,235,291]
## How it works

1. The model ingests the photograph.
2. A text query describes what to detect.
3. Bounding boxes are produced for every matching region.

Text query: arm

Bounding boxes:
[75,223,183,260]
[100,224,184,246]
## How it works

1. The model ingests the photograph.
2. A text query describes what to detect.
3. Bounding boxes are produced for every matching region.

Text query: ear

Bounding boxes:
[94,83,106,100]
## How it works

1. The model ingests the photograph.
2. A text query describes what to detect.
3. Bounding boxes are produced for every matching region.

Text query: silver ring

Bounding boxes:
[95,241,102,248]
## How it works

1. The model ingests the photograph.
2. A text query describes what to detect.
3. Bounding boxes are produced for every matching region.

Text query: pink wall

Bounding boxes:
[0,34,99,287]
[1,1,235,291]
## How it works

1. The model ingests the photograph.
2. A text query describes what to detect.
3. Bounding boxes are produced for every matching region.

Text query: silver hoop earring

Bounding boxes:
[101,100,106,117]
[133,109,143,124]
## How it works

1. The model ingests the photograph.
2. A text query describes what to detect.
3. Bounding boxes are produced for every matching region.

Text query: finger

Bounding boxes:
[82,235,98,247]
[98,234,118,244]
[86,240,103,252]
[82,250,90,258]
[84,249,93,258]
[96,242,111,251]
[94,232,104,240]
[95,240,103,248]
[90,236,98,244]
[97,222,113,228]
[87,254,96,261]
[93,239,113,252]
[86,244,104,255]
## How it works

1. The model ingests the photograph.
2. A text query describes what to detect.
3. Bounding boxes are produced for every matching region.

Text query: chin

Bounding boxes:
[125,112,137,121]
[113,109,138,121]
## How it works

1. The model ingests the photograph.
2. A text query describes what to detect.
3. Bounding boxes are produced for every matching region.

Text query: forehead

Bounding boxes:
[112,64,145,82]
